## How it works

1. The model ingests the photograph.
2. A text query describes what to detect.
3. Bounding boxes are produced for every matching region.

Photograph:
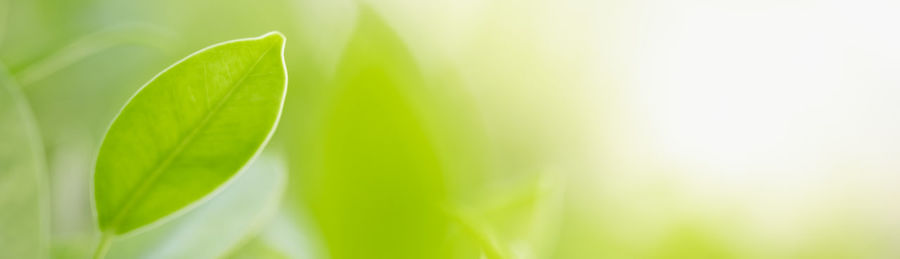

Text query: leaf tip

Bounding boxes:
[259,31,286,46]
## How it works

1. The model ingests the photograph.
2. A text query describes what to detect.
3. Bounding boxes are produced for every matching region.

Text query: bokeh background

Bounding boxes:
[3,0,900,258]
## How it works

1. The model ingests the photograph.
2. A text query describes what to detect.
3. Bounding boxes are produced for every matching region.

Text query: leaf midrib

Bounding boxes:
[104,43,278,233]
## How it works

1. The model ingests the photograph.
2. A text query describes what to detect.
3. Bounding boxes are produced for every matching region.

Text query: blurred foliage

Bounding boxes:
[105,156,286,259]
[2,0,893,258]
[296,7,451,259]
[1,61,49,259]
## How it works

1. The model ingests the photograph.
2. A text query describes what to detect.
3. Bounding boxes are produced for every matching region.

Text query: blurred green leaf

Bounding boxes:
[302,6,450,259]
[651,222,738,259]
[105,156,287,259]
[450,209,508,259]
[225,238,291,259]
[224,211,322,259]
[15,23,177,86]
[0,0,8,46]
[0,63,49,258]
[93,31,287,235]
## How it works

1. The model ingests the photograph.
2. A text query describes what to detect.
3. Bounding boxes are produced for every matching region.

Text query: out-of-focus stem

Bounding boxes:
[0,61,50,259]
[15,23,176,86]
[446,207,508,259]
[93,233,114,259]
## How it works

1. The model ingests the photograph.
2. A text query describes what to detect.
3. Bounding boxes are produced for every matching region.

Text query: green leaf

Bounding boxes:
[225,211,322,259]
[0,63,49,258]
[106,156,286,259]
[225,238,291,259]
[0,0,8,45]
[302,6,450,259]
[93,31,287,235]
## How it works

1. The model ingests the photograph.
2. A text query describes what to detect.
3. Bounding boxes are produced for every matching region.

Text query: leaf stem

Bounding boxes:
[93,233,113,259]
